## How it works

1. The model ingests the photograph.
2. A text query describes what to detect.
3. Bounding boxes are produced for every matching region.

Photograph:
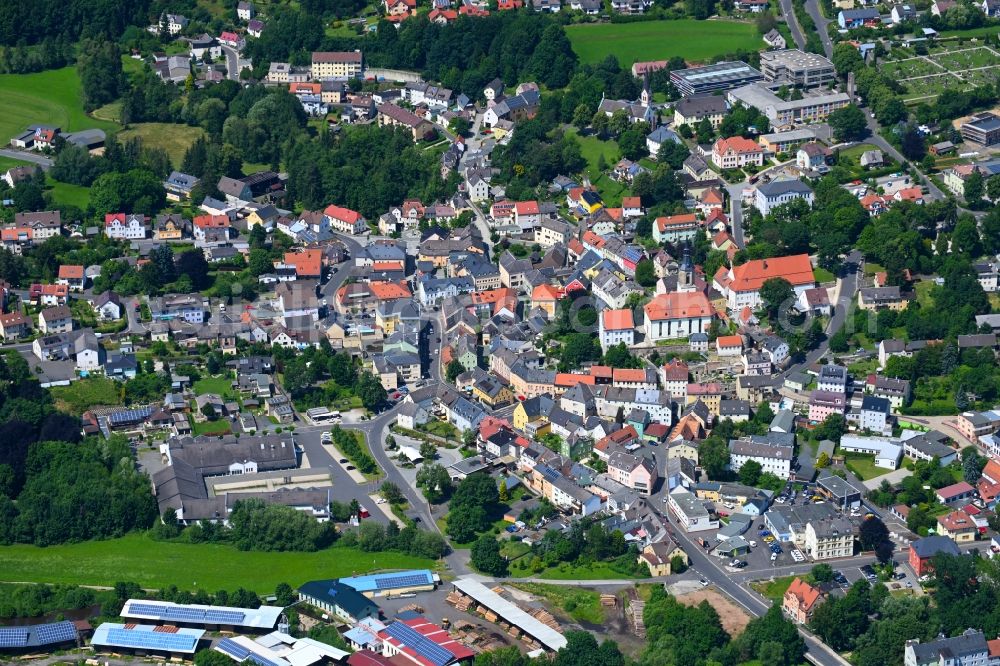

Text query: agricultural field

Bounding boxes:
[879,45,1000,102]
[0,533,436,592]
[565,20,760,66]
[0,67,118,148]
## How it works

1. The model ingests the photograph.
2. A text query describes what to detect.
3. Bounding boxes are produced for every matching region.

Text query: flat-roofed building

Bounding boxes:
[671,61,764,97]
[962,111,1000,146]
[759,49,836,87]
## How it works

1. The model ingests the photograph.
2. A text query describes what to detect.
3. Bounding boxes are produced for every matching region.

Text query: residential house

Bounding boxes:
[39,305,73,335]
[754,179,815,216]
[104,213,148,240]
[908,535,960,576]
[712,136,765,169]
[783,578,822,624]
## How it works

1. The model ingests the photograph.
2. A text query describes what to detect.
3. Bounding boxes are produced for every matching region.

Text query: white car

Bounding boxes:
[749,540,757,548]
[771,553,778,561]
[699,579,709,587]
[321,432,332,443]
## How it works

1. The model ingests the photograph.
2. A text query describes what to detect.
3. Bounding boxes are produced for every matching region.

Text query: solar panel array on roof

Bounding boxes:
[128,602,246,625]
[106,628,198,652]
[374,573,431,590]
[536,464,560,482]
[34,622,77,645]
[0,628,29,648]
[108,406,154,425]
[384,621,454,666]
[216,638,283,666]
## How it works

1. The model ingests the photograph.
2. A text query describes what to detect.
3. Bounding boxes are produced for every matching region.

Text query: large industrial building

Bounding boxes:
[92,623,205,659]
[671,61,764,97]
[120,599,284,632]
[0,621,79,653]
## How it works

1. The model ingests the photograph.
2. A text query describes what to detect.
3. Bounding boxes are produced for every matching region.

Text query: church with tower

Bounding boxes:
[643,245,715,341]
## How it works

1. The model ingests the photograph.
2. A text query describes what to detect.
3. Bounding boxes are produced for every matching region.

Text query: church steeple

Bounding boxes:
[677,242,695,293]
[640,71,651,107]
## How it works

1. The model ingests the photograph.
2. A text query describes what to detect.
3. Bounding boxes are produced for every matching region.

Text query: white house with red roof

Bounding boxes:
[599,308,635,350]
[713,253,814,312]
[622,196,644,219]
[712,136,765,169]
[324,205,367,234]
[192,214,231,242]
[644,291,714,341]
[513,200,541,231]
[104,213,148,240]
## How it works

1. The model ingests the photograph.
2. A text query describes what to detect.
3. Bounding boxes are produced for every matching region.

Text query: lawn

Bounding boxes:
[750,576,796,602]
[565,20,760,66]
[843,453,886,481]
[813,267,835,283]
[0,67,118,149]
[915,280,936,308]
[192,418,233,436]
[119,123,206,168]
[193,374,238,399]
[511,583,606,624]
[537,561,647,580]
[46,176,91,209]
[0,533,436,592]
[567,127,620,180]
[0,156,34,172]
[50,377,123,415]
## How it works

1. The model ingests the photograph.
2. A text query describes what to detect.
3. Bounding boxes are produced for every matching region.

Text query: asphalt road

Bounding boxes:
[662,511,851,666]
[805,0,834,58]
[0,148,53,168]
[783,249,862,378]
[778,0,808,51]
[220,45,241,81]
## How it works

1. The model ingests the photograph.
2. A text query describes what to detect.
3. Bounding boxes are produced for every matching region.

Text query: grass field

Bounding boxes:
[566,127,620,180]
[0,67,118,149]
[813,267,835,283]
[751,576,796,601]
[566,20,760,66]
[843,453,886,481]
[511,583,606,624]
[0,156,33,172]
[0,533,435,592]
[537,561,646,580]
[46,176,91,209]
[119,123,206,168]
[193,374,237,399]
[50,377,123,414]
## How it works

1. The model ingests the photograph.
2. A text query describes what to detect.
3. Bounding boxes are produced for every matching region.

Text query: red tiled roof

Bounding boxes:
[727,254,814,292]
[284,249,322,277]
[58,265,84,279]
[193,214,230,229]
[324,205,364,223]
[644,291,713,321]
[656,213,697,232]
[716,334,743,348]
[602,309,634,331]
[514,200,540,215]
[714,136,763,155]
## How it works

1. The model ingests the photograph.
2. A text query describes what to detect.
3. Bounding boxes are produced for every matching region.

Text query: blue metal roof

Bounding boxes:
[92,623,204,654]
[339,570,434,594]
